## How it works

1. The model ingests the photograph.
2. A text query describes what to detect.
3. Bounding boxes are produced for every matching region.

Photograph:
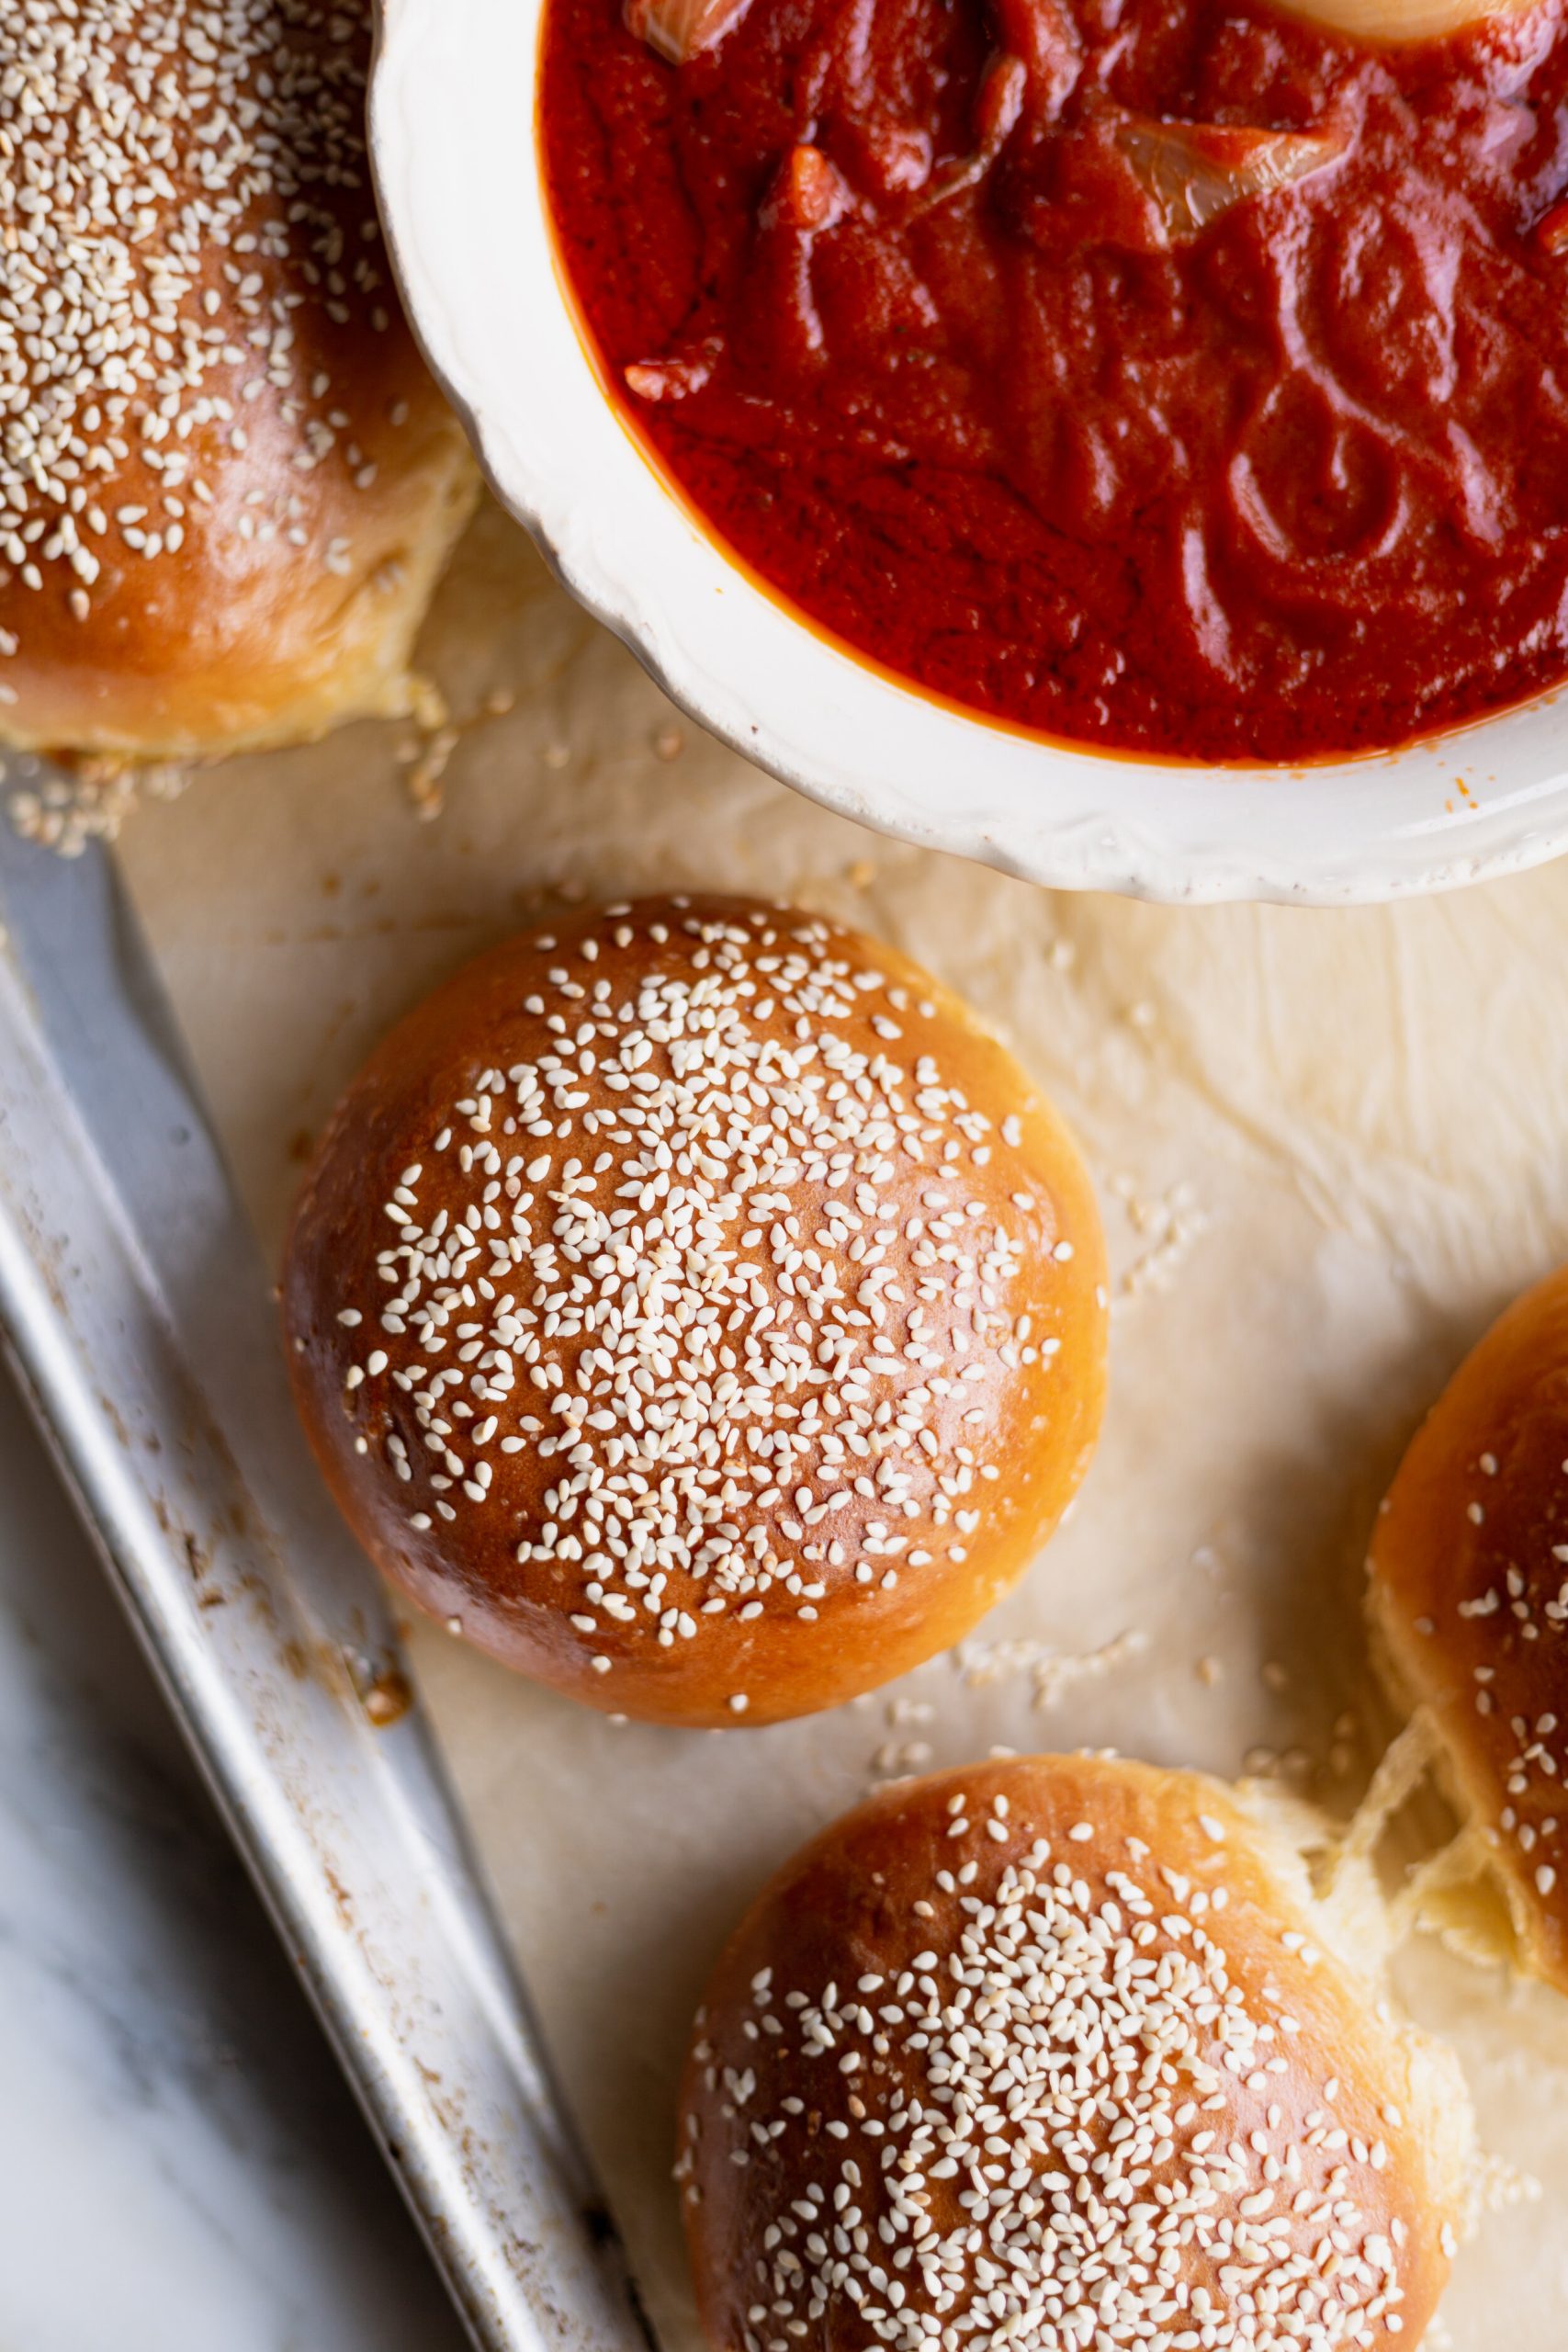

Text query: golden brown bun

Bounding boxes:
[681,1756,1472,2352]
[0,4,478,762]
[283,896,1108,1725]
[1370,1265,1568,1993]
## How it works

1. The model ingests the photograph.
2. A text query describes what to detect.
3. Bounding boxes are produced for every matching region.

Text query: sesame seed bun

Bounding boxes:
[1369,1265,1568,1993]
[283,895,1109,1725]
[0,3,477,763]
[680,1756,1472,2352]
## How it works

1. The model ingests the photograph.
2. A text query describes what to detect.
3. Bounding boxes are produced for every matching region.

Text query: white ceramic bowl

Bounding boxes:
[371,0,1568,903]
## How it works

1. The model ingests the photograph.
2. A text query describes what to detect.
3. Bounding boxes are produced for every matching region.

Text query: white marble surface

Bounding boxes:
[0,1363,471,2352]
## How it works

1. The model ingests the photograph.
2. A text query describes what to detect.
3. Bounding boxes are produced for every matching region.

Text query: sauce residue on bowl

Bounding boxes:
[541,0,1568,762]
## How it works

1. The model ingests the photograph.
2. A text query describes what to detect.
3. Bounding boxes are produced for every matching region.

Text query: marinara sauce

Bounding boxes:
[541,0,1568,761]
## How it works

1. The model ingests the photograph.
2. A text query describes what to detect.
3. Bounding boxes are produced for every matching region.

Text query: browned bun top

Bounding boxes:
[0,2,476,760]
[284,895,1108,1725]
[1370,1263,1568,1991]
[681,1756,1470,2352]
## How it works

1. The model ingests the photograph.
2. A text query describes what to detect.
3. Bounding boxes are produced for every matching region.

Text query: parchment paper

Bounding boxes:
[113,498,1568,2350]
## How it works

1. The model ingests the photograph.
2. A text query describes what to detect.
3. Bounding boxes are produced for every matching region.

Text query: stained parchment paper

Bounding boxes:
[113,501,1568,2350]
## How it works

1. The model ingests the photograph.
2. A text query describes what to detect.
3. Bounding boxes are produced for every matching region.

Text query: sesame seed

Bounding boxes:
[690,1780,1427,2351]
[325,905,1082,1685]
[0,3,406,631]
[1393,1418,1568,1937]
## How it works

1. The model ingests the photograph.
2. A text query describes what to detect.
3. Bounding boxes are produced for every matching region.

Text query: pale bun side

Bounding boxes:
[682,1755,1472,2352]
[284,896,1109,1725]
[1370,1264,1568,1994]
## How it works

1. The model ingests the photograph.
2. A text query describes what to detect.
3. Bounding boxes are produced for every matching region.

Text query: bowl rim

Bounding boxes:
[369,0,1568,906]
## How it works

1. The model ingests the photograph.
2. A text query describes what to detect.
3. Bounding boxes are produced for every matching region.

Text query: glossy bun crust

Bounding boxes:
[682,1757,1471,2352]
[1370,1264,1568,1993]
[284,896,1108,1725]
[0,2,476,761]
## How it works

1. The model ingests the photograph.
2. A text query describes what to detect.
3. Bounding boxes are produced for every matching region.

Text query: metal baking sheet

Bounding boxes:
[6,497,1568,2351]
[0,794,652,2352]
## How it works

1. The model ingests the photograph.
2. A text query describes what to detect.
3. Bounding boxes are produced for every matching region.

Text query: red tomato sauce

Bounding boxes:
[540,0,1568,762]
